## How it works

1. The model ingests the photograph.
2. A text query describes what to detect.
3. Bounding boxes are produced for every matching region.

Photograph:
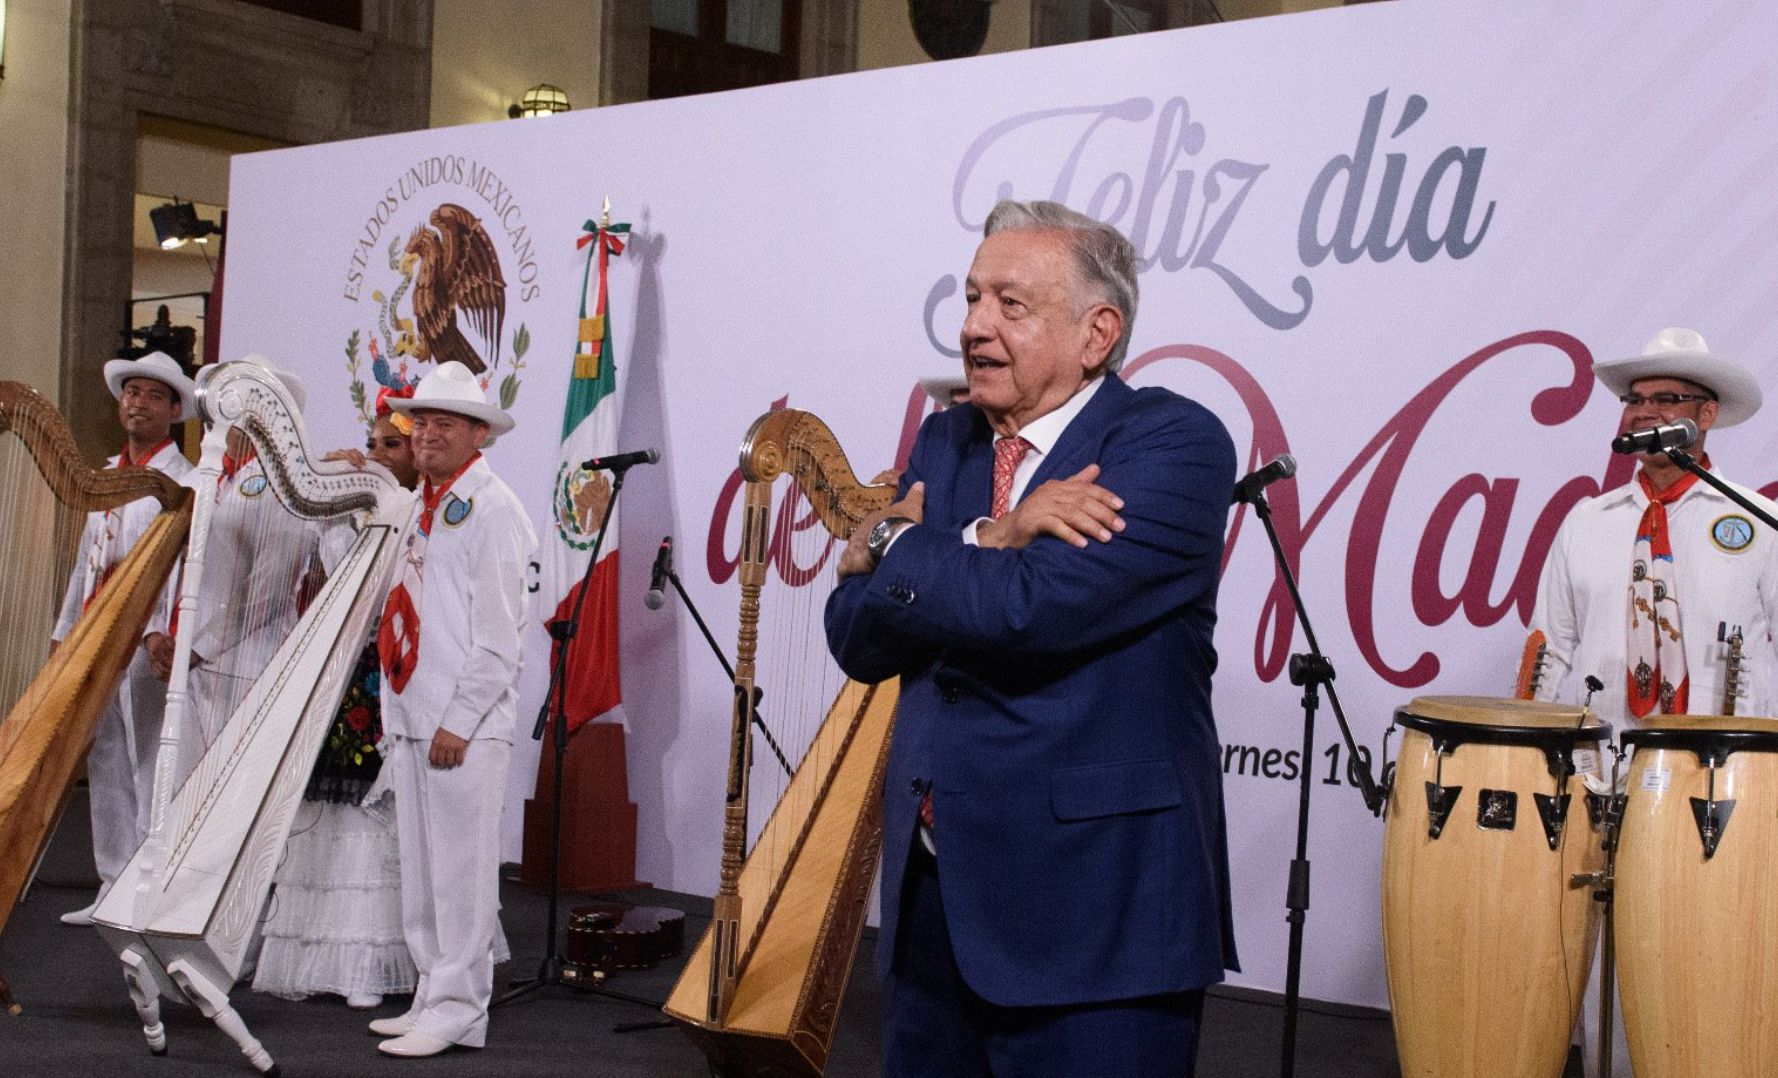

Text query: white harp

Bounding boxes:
[92,361,415,1072]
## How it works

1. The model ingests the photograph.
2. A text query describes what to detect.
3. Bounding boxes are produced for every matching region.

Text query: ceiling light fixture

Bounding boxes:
[508,84,570,119]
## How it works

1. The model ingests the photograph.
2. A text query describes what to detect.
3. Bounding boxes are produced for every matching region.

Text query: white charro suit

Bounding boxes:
[52,440,193,891]
[380,456,535,1047]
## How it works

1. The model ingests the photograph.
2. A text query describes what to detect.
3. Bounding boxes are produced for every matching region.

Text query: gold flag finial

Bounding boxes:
[602,195,611,229]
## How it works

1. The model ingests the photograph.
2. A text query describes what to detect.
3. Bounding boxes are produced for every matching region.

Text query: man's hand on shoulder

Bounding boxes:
[977,464,1124,550]
[838,482,925,580]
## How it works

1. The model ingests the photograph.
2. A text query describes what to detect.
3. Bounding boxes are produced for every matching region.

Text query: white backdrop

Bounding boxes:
[220,0,1778,1008]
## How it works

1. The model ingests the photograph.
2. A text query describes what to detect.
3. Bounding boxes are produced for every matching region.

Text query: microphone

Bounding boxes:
[1612,420,1698,455]
[644,535,673,610]
[1232,453,1297,505]
[582,447,661,470]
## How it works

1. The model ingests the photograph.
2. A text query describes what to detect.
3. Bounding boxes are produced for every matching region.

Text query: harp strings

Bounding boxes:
[159,405,346,860]
[177,457,323,786]
[744,425,853,873]
[0,409,84,723]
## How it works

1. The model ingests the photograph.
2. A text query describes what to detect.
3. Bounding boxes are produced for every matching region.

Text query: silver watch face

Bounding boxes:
[868,519,895,553]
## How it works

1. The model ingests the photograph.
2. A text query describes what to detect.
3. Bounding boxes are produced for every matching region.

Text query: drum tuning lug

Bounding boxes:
[1688,797,1736,859]
[1424,781,1462,839]
[1534,792,1571,850]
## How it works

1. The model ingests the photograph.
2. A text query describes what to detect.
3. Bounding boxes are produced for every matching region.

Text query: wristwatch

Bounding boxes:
[865,516,916,567]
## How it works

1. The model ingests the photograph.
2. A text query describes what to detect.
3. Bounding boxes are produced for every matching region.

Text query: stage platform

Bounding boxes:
[2,785,1436,1077]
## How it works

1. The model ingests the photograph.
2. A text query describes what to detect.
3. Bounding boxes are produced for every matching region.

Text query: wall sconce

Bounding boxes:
[508,84,570,119]
[150,199,220,249]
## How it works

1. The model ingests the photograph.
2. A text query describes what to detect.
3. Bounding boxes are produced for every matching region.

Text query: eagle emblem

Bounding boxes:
[403,204,507,375]
[345,194,533,430]
[553,460,612,549]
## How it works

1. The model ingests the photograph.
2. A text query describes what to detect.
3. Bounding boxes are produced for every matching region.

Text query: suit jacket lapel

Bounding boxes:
[1025,375,1131,489]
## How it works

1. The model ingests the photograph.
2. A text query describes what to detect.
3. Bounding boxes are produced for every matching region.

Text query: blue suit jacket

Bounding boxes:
[825,374,1240,1008]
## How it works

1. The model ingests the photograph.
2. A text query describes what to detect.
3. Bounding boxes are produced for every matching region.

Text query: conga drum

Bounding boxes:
[1615,716,1778,1077]
[1382,696,1611,1078]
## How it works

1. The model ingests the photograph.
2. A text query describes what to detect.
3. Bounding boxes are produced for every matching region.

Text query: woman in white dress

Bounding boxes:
[252,408,419,1009]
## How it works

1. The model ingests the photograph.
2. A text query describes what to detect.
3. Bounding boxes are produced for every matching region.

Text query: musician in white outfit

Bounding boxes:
[161,360,337,792]
[54,352,195,926]
[1529,328,1778,1078]
[370,361,534,1058]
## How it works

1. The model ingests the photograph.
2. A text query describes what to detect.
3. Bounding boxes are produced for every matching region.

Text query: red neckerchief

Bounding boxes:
[1634,453,1711,549]
[118,437,174,469]
[417,452,480,535]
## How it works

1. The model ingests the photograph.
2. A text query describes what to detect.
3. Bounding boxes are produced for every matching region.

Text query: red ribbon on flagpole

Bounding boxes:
[577,218,629,324]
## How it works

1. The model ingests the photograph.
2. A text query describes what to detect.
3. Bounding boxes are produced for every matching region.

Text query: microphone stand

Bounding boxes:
[659,562,793,778]
[1662,448,1778,532]
[1246,487,1384,1078]
[496,463,659,1019]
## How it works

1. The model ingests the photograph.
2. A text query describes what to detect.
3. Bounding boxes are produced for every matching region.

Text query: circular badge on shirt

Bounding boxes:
[442,495,473,527]
[1711,514,1755,553]
[240,474,269,498]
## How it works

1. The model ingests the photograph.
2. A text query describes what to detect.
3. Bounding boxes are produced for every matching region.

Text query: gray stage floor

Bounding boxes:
[1,786,1411,1077]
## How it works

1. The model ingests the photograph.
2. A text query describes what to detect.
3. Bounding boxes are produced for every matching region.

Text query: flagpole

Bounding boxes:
[496,201,663,1022]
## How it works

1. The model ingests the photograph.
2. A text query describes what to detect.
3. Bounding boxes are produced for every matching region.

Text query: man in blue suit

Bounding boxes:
[825,199,1239,1078]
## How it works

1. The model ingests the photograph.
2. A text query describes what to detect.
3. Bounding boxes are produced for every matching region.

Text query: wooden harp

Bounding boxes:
[0,383,192,1013]
[663,409,899,1077]
[91,361,414,1073]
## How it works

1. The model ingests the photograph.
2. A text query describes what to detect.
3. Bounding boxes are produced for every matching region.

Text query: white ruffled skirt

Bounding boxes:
[252,797,414,1000]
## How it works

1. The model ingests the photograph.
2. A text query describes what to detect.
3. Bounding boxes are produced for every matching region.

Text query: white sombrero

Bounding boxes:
[1594,327,1762,428]
[230,353,309,414]
[388,361,515,446]
[103,351,197,419]
[919,374,969,406]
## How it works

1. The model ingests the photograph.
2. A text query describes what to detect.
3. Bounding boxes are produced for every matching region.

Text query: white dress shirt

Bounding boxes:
[379,457,537,743]
[1530,466,1778,724]
[53,440,194,641]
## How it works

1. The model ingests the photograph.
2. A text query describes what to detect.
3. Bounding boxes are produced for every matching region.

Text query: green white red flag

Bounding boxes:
[540,208,631,732]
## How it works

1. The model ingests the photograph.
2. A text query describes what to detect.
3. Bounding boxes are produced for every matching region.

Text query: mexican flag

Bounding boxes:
[540,213,630,732]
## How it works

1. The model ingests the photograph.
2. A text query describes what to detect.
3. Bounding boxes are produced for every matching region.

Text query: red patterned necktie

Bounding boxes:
[1625,461,1706,718]
[990,436,1034,520]
[920,435,1036,836]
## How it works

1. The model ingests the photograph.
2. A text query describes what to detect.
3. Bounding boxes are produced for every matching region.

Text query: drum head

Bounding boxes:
[1404,695,1595,729]
[1631,714,1778,735]
[1623,714,1778,758]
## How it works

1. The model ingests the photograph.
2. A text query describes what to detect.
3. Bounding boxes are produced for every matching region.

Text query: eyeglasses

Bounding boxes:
[1618,392,1713,408]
